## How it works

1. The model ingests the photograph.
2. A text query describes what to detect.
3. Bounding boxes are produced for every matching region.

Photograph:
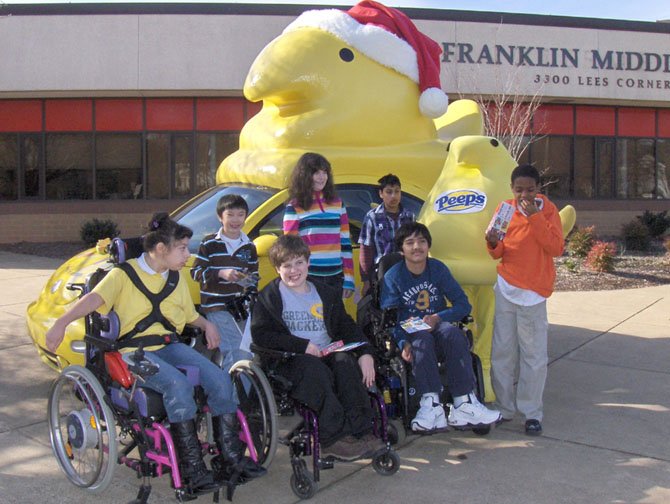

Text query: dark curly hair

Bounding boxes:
[143,212,193,251]
[511,164,540,185]
[288,152,337,210]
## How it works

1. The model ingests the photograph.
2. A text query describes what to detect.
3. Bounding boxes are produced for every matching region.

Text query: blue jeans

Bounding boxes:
[141,343,237,423]
[206,310,253,374]
[409,323,475,398]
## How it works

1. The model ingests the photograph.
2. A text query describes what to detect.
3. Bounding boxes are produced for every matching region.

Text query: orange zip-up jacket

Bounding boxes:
[487,194,564,298]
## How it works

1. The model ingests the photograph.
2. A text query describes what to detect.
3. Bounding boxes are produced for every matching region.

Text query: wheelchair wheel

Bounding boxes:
[387,419,407,446]
[47,365,117,493]
[471,352,486,402]
[290,469,318,500]
[372,449,400,476]
[472,425,491,436]
[229,360,278,468]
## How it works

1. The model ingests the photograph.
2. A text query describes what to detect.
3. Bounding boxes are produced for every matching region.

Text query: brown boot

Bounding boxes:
[359,432,385,455]
[321,435,369,461]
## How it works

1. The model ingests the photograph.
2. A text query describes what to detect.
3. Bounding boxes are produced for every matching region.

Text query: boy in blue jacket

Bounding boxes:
[381,222,501,432]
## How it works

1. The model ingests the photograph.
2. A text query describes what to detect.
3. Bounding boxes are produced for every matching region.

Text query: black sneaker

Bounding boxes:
[525,419,542,436]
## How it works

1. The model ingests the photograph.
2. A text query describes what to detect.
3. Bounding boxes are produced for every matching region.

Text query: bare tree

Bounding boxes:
[456,66,545,162]
[449,61,563,190]
[446,21,546,163]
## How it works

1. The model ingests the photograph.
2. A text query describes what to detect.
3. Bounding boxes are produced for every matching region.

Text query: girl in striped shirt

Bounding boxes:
[283,153,354,299]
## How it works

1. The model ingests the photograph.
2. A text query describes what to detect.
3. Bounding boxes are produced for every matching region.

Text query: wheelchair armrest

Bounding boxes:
[66,282,86,294]
[249,343,297,361]
[84,334,119,352]
[179,325,203,347]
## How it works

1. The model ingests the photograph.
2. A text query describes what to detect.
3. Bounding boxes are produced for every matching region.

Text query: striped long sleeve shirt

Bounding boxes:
[190,230,258,313]
[283,193,354,291]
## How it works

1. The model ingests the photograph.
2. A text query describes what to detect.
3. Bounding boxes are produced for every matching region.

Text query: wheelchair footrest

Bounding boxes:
[317,458,335,470]
[127,484,152,504]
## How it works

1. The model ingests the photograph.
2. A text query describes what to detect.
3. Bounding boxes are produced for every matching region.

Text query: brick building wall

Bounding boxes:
[1,205,657,244]
[0,200,181,244]
[574,210,643,238]
[1,213,153,243]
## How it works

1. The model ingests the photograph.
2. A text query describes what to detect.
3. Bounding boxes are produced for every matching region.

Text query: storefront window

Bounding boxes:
[46,134,92,199]
[22,135,41,198]
[531,136,571,198]
[0,134,18,200]
[616,138,655,199]
[574,137,594,198]
[516,135,531,166]
[146,133,169,199]
[174,135,193,197]
[195,133,239,192]
[96,134,142,199]
[596,138,614,198]
[655,139,670,199]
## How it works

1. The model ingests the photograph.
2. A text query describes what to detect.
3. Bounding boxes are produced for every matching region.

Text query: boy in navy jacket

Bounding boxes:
[381,222,501,432]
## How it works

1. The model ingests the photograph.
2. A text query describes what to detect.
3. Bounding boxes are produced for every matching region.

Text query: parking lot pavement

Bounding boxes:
[1,250,669,503]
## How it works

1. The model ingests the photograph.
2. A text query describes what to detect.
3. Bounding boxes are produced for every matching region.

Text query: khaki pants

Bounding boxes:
[491,285,548,422]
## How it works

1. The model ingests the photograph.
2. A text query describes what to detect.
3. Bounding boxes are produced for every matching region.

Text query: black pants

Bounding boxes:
[276,352,372,446]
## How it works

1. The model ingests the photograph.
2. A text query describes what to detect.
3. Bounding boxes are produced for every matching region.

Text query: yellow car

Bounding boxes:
[27,179,427,372]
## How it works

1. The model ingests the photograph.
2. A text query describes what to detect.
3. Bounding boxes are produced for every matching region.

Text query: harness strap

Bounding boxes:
[116,333,180,349]
[116,262,179,342]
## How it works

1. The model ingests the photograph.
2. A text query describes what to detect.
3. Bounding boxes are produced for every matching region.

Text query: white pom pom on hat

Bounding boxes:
[283,0,448,118]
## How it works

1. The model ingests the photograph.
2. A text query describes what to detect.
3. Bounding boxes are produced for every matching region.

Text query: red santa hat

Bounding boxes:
[283,0,448,118]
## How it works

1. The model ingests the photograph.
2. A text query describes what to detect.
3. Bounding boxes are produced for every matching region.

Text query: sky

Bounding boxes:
[3,0,670,22]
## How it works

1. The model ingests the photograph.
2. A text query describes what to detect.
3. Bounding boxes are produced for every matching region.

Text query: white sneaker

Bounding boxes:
[448,395,502,427]
[411,394,448,432]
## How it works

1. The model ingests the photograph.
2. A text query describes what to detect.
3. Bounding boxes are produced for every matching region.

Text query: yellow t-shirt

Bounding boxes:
[92,259,198,350]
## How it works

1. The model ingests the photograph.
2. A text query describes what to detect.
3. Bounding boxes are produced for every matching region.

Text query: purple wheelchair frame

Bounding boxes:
[290,392,390,483]
[110,365,259,490]
[91,307,259,502]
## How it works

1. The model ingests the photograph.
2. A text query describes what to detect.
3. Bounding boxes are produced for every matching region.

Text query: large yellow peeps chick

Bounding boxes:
[420,136,516,400]
[218,1,450,191]
[420,137,576,400]
[421,136,516,286]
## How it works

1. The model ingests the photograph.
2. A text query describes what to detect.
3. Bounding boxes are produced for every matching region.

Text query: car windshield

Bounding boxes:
[172,184,278,253]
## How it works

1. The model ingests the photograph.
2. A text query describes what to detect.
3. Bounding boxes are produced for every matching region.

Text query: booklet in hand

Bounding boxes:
[321,340,367,356]
[400,316,432,333]
[486,201,515,241]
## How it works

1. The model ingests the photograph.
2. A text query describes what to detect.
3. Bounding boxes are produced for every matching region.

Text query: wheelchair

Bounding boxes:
[357,253,489,441]
[47,238,278,503]
[249,343,400,500]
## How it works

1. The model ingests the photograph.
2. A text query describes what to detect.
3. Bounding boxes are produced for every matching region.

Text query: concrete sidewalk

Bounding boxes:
[1,250,668,504]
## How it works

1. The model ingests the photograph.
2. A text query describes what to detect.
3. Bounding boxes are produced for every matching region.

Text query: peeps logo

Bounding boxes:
[434,189,487,214]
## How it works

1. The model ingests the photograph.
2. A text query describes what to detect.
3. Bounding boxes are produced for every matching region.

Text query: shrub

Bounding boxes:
[637,210,670,238]
[621,219,651,251]
[584,241,617,273]
[566,225,595,258]
[80,218,120,247]
[564,257,579,272]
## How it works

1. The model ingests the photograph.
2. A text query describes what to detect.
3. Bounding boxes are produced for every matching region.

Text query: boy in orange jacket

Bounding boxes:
[485,164,564,436]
